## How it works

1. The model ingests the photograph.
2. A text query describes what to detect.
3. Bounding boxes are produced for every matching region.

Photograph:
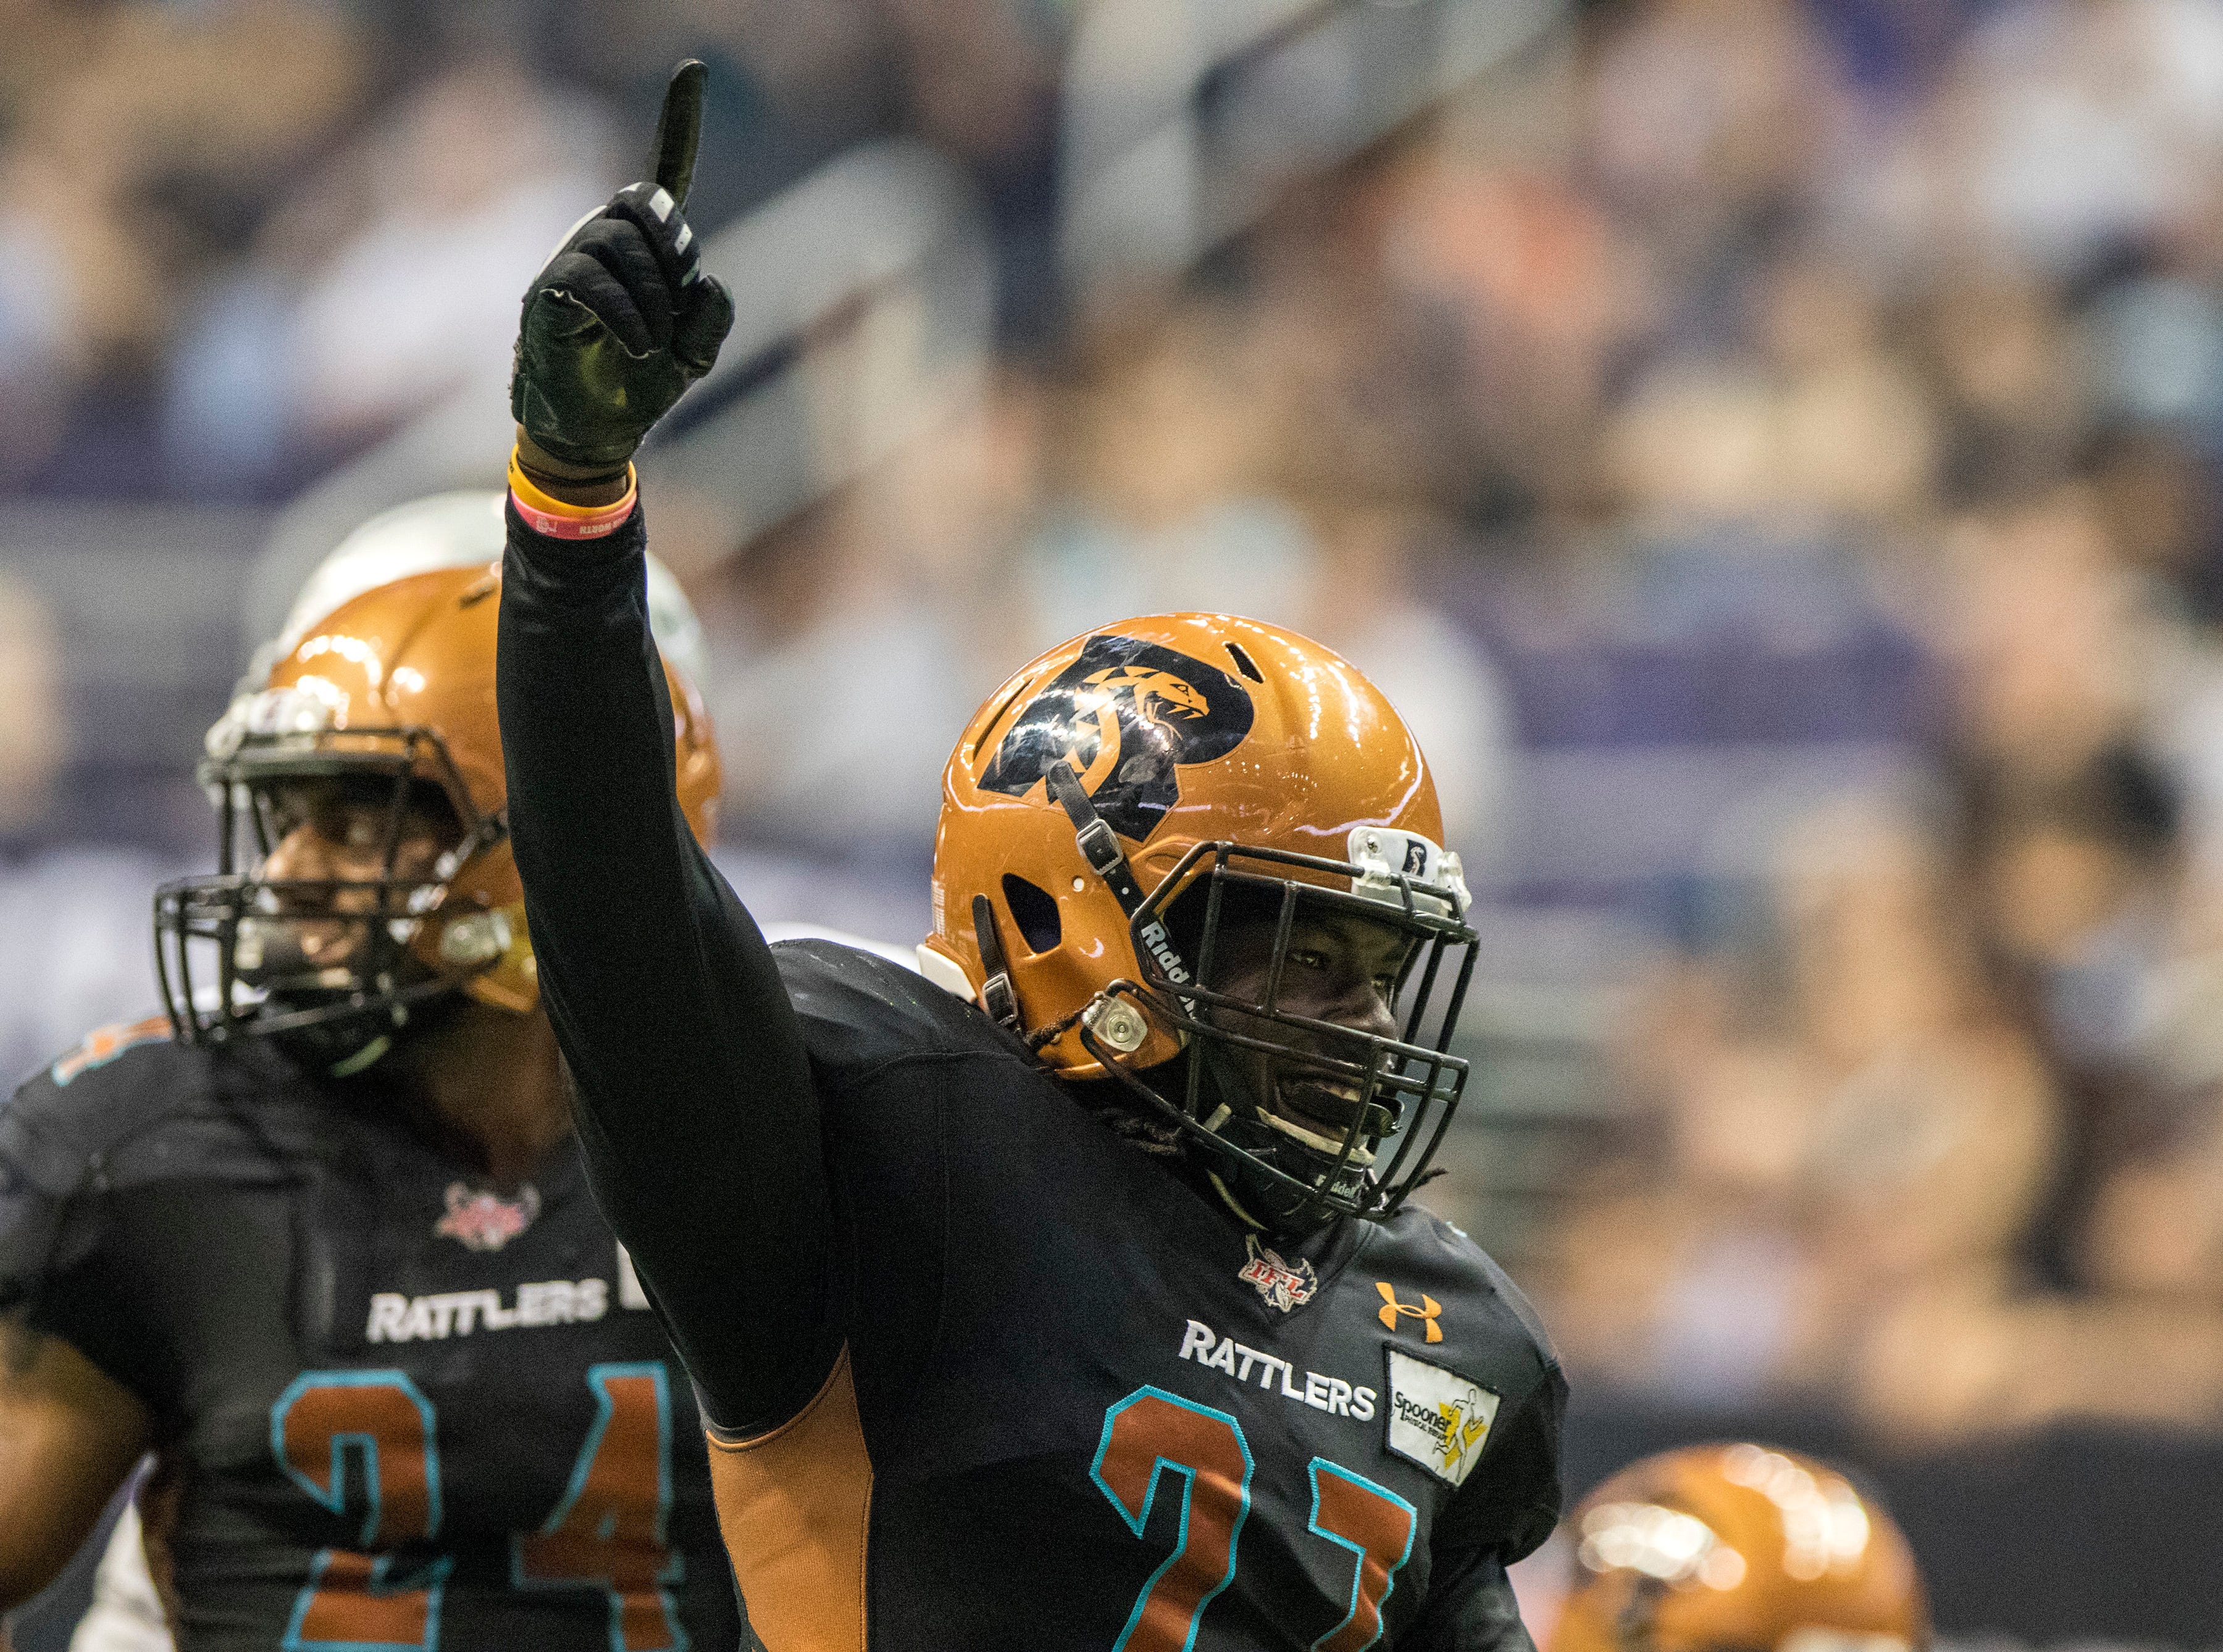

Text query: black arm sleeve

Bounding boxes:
[498,499,842,1433]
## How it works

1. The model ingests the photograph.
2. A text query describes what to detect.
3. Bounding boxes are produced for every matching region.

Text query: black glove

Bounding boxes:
[510,60,735,477]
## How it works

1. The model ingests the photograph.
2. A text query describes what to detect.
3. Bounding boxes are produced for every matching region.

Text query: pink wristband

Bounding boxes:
[508,451,638,540]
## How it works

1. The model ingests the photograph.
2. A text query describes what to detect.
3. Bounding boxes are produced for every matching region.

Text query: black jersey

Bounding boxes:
[497,504,1564,1650]
[713,941,1564,1650]
[0,1019,745,1652]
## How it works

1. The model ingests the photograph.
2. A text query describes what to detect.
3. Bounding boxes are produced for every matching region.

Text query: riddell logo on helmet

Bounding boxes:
[980,634,1254,841]
[1136,919,1191,985]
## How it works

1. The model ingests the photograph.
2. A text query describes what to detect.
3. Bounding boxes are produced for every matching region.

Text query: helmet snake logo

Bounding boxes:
[1087,665,1209,732]
[980,635,1255,840]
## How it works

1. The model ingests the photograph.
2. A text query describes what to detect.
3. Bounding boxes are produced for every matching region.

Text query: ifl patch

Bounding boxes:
[1383,1348,1499,1487]
[1238,1233,1317,1312]
[433,1182,541,1252]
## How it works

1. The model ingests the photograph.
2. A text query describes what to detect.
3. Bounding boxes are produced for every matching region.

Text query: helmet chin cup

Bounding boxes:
[1216,1111,1375,1230]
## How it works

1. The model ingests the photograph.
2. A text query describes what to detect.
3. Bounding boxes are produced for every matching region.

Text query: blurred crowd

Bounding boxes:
[1478,0,2223,1446]
[9,0,2223,1453]
[0,0,1065,495]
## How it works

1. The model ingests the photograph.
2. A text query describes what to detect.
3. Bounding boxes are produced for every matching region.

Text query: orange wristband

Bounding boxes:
[508,448,638,540]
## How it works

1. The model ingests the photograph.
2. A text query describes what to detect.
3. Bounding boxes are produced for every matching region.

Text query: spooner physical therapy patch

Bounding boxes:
[1383,1348,1500,1487]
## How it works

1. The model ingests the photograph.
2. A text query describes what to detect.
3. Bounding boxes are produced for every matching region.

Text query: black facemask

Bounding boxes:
[1077,841,1478,1232]
[156,732,488,1077]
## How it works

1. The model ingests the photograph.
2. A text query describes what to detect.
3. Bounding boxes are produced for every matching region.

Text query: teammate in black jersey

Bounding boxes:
[496,64,1564,1651]
[0,504,748,1652]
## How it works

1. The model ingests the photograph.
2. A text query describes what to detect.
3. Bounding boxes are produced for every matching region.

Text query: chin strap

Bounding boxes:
[1045,760,1200,1019]
[1207,1169,1268,1232]
[971,893,1021,1034]
[1044,761,1149,917]
[326,1033,392,1078]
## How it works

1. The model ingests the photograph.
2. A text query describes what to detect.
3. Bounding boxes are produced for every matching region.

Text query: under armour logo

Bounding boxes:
[1376,1282,1442,1343]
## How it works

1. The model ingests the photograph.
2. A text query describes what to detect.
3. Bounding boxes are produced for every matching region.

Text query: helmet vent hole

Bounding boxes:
[1224,643,1264,683]
[1001,874,1063,954]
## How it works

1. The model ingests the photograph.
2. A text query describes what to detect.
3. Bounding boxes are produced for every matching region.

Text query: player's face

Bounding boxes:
[1203,907,1410,1140]
[253,776,459,968]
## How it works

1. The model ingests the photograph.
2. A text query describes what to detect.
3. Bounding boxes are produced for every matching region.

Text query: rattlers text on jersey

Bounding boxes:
[0,1023,745,1652]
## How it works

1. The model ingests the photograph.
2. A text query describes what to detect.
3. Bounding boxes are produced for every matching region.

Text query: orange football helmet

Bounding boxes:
[157,559,719,1070]
[919,614,1476,1225]
[1549,1445,1930,1652]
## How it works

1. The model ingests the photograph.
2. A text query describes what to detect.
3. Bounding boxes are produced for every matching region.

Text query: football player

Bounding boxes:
[493,63,1565,1651]
[0,498,752,1651]
[1546,1445,1929,1652]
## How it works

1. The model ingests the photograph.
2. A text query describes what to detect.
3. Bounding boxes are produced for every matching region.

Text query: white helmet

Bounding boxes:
[251,490,708,691]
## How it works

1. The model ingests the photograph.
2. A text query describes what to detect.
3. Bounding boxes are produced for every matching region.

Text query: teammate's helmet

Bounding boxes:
[258,492,710,691]
[921,614,1476,1226]
[1549,1445,1930,1652]
[156,530,719,1070]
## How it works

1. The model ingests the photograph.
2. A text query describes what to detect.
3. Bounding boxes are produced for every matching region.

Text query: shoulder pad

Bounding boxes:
[46,1015,177,1090]
[4,1022,278,1198]
[1378,1204,1560,1370]
[774,939,1026,1075]
[1465,1236,1560,1370]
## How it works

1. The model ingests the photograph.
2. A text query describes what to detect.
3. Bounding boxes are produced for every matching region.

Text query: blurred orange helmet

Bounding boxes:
[157,557,719,1070]
[918,614,1477,1225]
[1549,1445,1930,1652]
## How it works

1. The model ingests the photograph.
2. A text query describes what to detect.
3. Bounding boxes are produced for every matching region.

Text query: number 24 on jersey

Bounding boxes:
[270,1362,685,1652]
